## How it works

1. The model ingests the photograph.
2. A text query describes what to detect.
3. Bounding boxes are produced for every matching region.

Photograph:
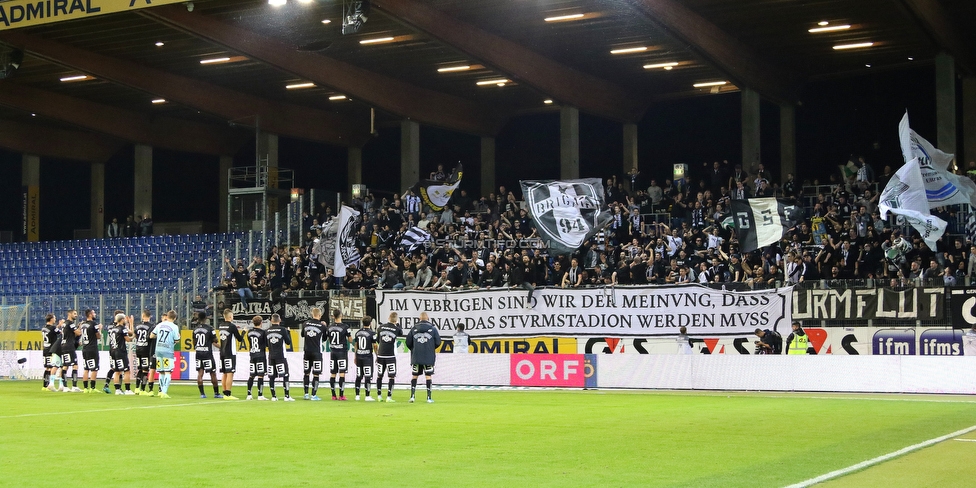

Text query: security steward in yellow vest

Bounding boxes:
[785,321,815,355]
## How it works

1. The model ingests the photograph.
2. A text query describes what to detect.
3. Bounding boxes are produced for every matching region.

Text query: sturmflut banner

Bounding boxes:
[791,287,943,320]
[376,285,791,338]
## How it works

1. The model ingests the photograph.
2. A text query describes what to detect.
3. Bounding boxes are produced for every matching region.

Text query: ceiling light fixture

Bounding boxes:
[809,24,851,33]
[908,57,914,61]
[321,19,331,24]
[155,41,164,47]
[151,99,167,104]
[865,64,872,68]
[268,0,286,6]
[818,21,829,26]
[200,57,232,64]
[643,62,679,69]
[360,36,395,45]
[437,65,471,73]
[328,95,347,100]
[59,75,90,82]
[544,13,584,22]
[476,78,510,85]
[610,46,647,55]
[833,42,874,50]
[543,99,553,104]
[693,81,728,88]
[285,82,316,89]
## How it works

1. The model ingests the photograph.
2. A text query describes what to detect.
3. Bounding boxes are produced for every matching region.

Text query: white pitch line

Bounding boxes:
[953,438,976,443]
[0,401,222,420]
[784,424,976,488]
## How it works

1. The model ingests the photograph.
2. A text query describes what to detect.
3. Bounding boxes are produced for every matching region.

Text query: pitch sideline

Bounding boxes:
[783,424,976,487]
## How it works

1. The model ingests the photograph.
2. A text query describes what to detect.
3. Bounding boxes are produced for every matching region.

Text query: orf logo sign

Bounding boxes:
[510,354,585,388]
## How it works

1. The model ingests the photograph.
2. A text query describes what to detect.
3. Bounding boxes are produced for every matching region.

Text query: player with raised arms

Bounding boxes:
[375,312,402,402]
[354,316,377,401]
[193,311,221,399]
[133,310,154,395]
[301,307,326,401]
[267,314,294,402]
[327,309,351,401]
[406,312,441,403]
[246,316,269,401]
[217,309,244,400]
[150,310,180,399]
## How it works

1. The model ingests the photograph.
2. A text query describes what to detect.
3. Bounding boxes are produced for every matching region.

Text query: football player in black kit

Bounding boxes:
[40,314,59,391]
[266,314,294,402]
[246,316,268,401]
[46,316,65,391]
[301,307,326,401]
[107,313,135,395]
[192,312,221,399]
[77,309,101,393]
[133,310,154,395]
[59,309,82,392]
[354,316,377,401]
[327,309,352,400]
[217,309,244,400]
[375,312,402,402]
[406,312,442,403]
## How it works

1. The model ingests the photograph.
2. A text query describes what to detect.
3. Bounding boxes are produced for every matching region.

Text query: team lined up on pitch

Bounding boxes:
[38,307,442,403]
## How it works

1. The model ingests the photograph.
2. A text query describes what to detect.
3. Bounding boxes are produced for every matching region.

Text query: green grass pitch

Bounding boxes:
[1,381,974,487]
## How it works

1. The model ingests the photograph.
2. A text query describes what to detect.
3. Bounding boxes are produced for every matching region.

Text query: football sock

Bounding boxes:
[83,380,89,389]
[338,377,345,397]
[388,378,395,397]
[282,376,290,398]
[114,382,121,392]
[124,383,131,391]
[160,374,170,394]
[71,370,78,387]
[355,377,361,396]
[43,371,50,388]
[303,374,310,394]
[311,378,319,396]
[247,376,254,395]
[213,383,220,395]
[104,375,111,388]
[198,384,205,395]
[257,377,264,396]
[270,377,277,398]
[330,377,336,397]
[54,373,62,389]
[147,381,154,392]
[426,379,432,400]
[135,375,142,390]
[410,378,417,398]
[365,382,370,397]
[376,377,383,395]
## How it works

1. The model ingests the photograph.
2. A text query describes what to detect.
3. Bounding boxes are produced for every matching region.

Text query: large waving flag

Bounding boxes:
[521,178,612,255]
[729,198,803,253]
[315,205,361,277]
[898,111,976,208]
[411,164,462,212]
[879,159,948,250]
[399,226,431,252]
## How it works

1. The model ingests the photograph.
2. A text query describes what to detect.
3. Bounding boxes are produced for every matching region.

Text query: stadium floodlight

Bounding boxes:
[342,0,371,35]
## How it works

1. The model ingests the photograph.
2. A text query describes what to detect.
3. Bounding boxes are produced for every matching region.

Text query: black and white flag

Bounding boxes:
[400,226,431,252]
[730,198,803,253]
[520,178,612,255]
[314,205,361,277]
[410,164,462,212]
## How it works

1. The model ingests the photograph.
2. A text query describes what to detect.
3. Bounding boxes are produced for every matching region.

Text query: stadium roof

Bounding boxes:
[0,0,973,156]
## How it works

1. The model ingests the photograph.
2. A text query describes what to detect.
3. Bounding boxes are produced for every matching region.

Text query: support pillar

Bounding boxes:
[622,123,638,191]
[257,132,279,168]
[935,53,957,154]
[134,144,152,220]
[560,106,579,179]
[780,104,796,184]
[91,162,104,239]
[348,147,363,186]
[21,154,40,242]
[400,120,420,193]
[741,88,761,170]
[218,155,232,232]
[481,136,496,198]
[963,77,976,167]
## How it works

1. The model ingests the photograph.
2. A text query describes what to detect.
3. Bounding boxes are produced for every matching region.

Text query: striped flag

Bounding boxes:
[966,212,976,245]
[399,226,431,252]
[729,198,803,253]
[314,205,361,277]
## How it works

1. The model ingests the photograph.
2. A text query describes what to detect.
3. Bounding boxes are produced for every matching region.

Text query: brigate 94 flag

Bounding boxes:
[521,178,612,255]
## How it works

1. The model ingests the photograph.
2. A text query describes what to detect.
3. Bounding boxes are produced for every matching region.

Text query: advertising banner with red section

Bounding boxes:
[510,354,589,387]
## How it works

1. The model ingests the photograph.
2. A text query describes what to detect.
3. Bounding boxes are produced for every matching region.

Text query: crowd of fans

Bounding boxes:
[218,157,976,300]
